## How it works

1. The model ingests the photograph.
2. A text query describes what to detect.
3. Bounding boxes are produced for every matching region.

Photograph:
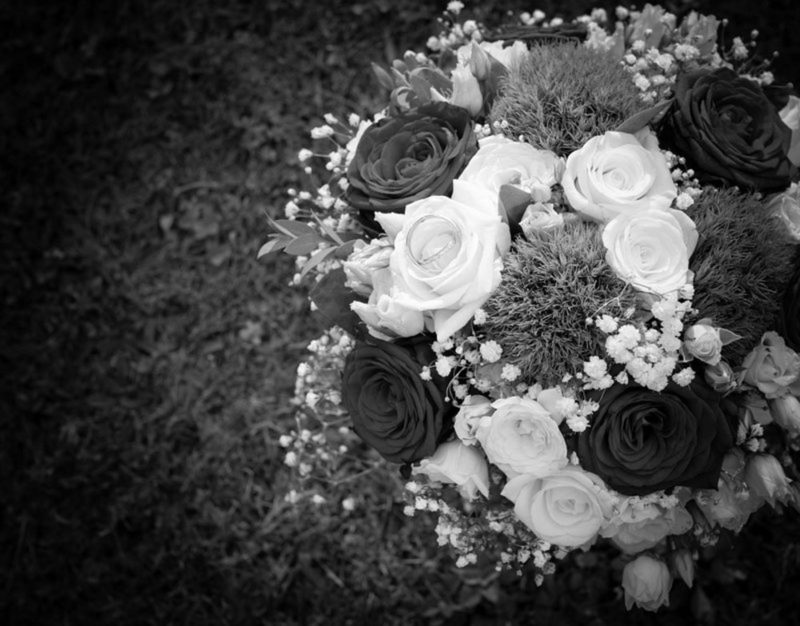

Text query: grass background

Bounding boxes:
[2,1,799,624]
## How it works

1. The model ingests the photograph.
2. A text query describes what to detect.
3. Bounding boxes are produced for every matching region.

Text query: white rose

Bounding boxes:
[501,466,612,548]
[342,238,393,296]
[779,95,800,166]
[605,503,693,554]
[457,135,564,207]
[622,555,672,612]
[350,267,425,340]
[413,439,490,501]
[602,208,698,295]
[562,129,677,223]
[475,396,568,478]
[519,202,565,237]
[454,394,493,444]
[767,182,800,241]
[376,180,511,341]
[683,322,723,365]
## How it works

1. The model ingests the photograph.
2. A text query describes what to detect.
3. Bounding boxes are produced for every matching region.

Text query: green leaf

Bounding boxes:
[309,268,364,337]
[312,214,344,245]
[616,98,674,134]
[283,234,325,255]
[268,216,317,238]
[498,184,531,228]
[257,236,290,258]
[333,239,359,259]
[408,74,432,103]
[413,67,452,94]
[371,62,395,91]
[300,246,337,279]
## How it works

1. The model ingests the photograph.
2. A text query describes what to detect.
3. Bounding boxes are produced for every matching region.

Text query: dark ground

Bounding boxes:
[2,1,800,625]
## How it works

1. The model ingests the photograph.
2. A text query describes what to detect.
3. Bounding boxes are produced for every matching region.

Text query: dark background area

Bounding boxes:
[2,1,800,625]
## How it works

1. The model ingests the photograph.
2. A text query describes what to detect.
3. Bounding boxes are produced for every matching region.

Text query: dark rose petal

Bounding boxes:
[346,102,476,233]
[577,380,734,495]
[659,67,796,192]
[341,335,454,464]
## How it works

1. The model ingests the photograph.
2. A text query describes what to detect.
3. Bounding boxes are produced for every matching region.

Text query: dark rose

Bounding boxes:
[341,335,453,464]
[778,255,800,351]
[659,67,795,191]
[577,380,734,496]
[345,101,476,230]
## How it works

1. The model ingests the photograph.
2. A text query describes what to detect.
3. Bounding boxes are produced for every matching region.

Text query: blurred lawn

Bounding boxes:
[1,1,799,625]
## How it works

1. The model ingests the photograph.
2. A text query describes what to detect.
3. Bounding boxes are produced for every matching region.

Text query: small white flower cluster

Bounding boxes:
[523,382,599,433]
[586,293,695,391]
[623,45,685,103]
[426,7,483,53]
[582,7,727,104]
[662,149,703,210]
[294,327,354,407]
[426,326,532,401]
[406,479,560,578]
[285,112,377,228]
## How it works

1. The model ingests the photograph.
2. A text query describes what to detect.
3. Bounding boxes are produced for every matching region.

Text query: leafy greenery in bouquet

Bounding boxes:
[268,1,800,614]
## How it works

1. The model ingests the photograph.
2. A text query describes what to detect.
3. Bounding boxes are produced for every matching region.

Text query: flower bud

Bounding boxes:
[450,65,483,117]
[767,182,800,240]
[343,239,393,295]
[350,268,425,339]
[413,439,490,501]
[683,323,723,365]
[744,453,792,507]
[769,394,800,434]
[779,96,800,166]
[622,555,672,611]
[468,42,492,80]
[789,482,800,514]
[454,395,493,444]
[704,360,736,393]
[671,549,695,588]
[520,203,564,237]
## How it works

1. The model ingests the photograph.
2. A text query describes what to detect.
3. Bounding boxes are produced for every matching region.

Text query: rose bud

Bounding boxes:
[704,360,736,394]
[769,394,800,435]
[622,555,673,612]
[412,439,490,501]
[744,454,792,507]
[453,394,493,445]
[779,95,800,166]
[343,239,393,295]
[740,331,800,399]
[684,323,723,365]
[448,65,483,117]
[683,319,741,366]
[671,549,695,588]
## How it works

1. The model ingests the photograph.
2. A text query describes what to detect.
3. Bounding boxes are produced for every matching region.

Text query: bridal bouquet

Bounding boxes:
[269,2,800,612]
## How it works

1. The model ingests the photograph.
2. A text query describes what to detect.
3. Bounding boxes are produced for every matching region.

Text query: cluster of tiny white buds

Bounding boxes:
[446,0,464,14]
[520,10,546,25]
[501,363,522,382]
[310,124,335,140]
[479,340,502,363]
